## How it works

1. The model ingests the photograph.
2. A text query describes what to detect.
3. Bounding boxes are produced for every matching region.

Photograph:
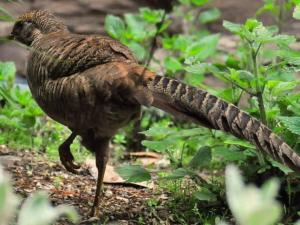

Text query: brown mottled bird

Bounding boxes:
[10,10,300,216]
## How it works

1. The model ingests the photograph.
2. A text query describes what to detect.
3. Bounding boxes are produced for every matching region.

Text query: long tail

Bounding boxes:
[147,75,300,172]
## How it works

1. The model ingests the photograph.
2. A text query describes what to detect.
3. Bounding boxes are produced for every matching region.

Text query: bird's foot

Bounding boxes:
[59,143,81,174]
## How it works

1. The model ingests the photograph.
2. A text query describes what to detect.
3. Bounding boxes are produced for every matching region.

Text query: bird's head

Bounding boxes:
[10,10,67,46]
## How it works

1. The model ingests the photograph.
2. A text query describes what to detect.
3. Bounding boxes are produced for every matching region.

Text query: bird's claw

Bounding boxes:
[59,144,81,174]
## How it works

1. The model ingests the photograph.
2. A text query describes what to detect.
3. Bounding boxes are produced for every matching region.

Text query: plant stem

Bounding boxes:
[251,45,267,125]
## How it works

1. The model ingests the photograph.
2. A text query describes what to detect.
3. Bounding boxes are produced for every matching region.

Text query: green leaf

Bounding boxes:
[191,0,210,6]
[0,7,14,22]
[140,8,165,24]
[185,34,219,61]
[171,128,205,138]
[164,168,191,180]
[224,139,255,149]
[245,19,261,32]
[223,21,242,33]
[278,116,300,135]
[269,160,293,174]
[142,139,177,152]
[104,15,126,39]
[189,146,212,169]
[116,165,151,182]
[0,62,16,81]
[164,56,183,73]
[293,4,300,20]
[22,115,36,128]
[141,126,177,138]
[124,13,148,41]
[266,80,298,95]
[185,63,207,74]
[199,8,221,24]
[128,42,146,61]
[193,188,217,202]
[213,147,247,162]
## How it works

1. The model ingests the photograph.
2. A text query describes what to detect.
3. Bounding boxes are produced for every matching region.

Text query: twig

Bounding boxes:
[143,11,167,73]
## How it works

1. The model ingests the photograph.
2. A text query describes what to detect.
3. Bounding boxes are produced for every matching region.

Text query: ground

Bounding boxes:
[0,146,175,225]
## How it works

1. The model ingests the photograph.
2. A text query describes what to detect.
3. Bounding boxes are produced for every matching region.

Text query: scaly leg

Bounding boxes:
[58,132,80,174]
[89,137,110,217]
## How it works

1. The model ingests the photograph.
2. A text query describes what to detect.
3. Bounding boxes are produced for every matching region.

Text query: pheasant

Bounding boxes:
[10,10,300,216]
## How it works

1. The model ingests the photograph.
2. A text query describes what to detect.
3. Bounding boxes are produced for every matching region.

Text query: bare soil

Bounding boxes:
[0,146,174,225]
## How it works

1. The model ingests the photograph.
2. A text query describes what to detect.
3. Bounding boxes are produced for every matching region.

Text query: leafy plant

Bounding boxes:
[219,165,300,225]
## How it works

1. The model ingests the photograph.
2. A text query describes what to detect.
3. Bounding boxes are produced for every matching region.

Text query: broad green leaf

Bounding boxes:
[124,13,148,41]
[104,15,125,39]
[171,128,205,138]
[266,80,298,95]
[128,42,146,61]
[185,34,219,61]
[141,126,177,138]
[142,139,177,152]
[269,160,293,174]
[223,21,242,33]
[140,8,165,24]
[185,63,207,74]
[213,147,247,162]
[164,56,183,73]
[189,146,212,169]
[193,188,217,202]
[116,165,151,182]
[199,8,221,24]
[278,116,300,135]
[164,168,190,180]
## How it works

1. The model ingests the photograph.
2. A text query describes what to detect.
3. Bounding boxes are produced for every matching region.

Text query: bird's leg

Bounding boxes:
[58,132,80,174]
[89,137,110,217]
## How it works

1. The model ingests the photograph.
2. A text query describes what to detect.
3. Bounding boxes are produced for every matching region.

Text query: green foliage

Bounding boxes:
[278,116,300,135]
[199,8,221,24]
[0,165,79,225]
[104,8,169,62]
[115,165,151,182]
[0,6,14,22]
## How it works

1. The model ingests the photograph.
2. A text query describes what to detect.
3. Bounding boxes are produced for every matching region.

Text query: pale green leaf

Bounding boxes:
[116,165,151,182]
[199,8,221,24]
[104,15,125,39]
[189,146,212,169]
[278,116,300,135]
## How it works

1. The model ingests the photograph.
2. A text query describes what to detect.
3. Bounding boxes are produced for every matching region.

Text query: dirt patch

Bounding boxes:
[0,147,173,225]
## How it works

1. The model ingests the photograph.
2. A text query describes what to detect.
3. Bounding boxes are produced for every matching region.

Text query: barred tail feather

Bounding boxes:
[148,75,300,172]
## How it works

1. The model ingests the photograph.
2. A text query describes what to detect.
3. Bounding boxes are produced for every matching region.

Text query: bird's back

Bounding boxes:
[27,31,142,133]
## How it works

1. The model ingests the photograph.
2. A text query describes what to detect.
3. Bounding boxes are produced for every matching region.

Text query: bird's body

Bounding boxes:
[10,9,300,217]
[27,31,144,136]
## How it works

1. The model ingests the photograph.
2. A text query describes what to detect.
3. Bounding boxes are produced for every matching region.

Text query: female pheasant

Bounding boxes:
[10,9,300,216]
